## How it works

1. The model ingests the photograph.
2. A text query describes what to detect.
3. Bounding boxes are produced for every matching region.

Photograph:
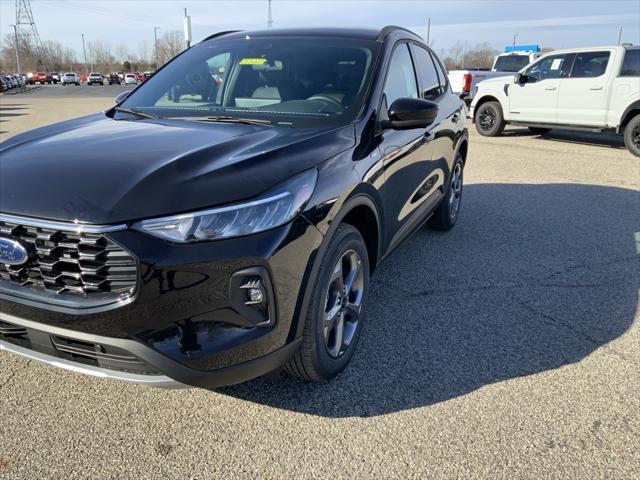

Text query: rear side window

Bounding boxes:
[431,53,449,92]
[383,44,418,105]
[569,51,610,78]
[411,46,442,101]
[620,49,640,76]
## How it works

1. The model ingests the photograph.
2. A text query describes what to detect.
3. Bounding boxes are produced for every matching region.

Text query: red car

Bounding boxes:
[32,72,51,84]
[133,72,144,82]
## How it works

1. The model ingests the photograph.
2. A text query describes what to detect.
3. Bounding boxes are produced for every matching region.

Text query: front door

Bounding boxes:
[509,53,572,123]
[377,43,437,251]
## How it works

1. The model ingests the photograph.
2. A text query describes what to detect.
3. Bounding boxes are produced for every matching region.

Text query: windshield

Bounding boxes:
[121,36,380,128]
[494,55,531,72]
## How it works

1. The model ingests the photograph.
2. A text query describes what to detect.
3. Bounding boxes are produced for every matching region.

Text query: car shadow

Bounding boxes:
[503,127,625,149]
[218,183,639,417]
[0,104,28,118]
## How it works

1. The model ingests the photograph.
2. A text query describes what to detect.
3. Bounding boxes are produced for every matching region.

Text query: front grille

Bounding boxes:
[0,219,137,299]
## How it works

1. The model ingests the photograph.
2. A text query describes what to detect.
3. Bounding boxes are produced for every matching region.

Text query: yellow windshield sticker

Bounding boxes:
[239,58,267,65]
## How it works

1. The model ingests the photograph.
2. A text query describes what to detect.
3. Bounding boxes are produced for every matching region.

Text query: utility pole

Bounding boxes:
[426,17,430,45]
[268,0,273,28]
[10,24,21,75]
[154,27,160,70]
[512,33,518,48]
[81,33,88,74]
[184,8,192,49]
[617,26,623,45]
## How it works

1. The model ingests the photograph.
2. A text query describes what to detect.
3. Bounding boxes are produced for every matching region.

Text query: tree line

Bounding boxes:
[0,30,185,74]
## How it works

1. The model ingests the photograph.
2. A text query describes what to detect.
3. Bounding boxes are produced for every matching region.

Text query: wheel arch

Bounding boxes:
[618,101,640,133]
[473,95,502,122]
[290,192,383,341]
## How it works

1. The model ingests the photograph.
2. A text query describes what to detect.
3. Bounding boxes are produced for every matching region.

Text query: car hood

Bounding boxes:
[0,113,355,224]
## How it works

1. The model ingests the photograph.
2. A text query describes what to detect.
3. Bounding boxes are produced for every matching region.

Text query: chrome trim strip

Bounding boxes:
[0,213,127,234]
[0,339,185,388]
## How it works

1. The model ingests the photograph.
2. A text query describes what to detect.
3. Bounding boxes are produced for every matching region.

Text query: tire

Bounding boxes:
[285,224,370,382]
[475,101,505,136]
[528,127,551,135]
[429,154,464,231]
[623,114,640,157]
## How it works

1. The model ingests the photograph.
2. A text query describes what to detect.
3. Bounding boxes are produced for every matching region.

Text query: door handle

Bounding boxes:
[589,86,604,91]
[544,87,557,91]
[423,131,435,143]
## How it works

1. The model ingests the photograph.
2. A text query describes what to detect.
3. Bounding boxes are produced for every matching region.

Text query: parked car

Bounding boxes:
[449,45,541,104]
[0,76,9,91]
[0,26,468,388]
[471,45,640,156]
[143,71,153,80]
[61,72,80,86]
[49,72,60,84]
[133,71,144,82]
[32,72,49,84]
[107,73,121,85]
[124,73,137,85]
[87,72,103,85]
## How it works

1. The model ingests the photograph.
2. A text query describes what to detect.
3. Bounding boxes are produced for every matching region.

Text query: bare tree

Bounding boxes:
[157,31,184,66]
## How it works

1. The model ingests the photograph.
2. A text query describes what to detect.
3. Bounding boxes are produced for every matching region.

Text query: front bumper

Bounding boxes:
[0,216,323,388]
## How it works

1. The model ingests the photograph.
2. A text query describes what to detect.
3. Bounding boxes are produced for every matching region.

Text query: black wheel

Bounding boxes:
[528,127,551,135]
[475,101,505,136]
[624,115,640,157]
[285,224,369,382]
[429,154,464,231]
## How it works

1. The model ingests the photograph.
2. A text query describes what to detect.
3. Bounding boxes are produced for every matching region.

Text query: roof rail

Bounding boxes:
[377,25,421,42]
[202,30,243,42]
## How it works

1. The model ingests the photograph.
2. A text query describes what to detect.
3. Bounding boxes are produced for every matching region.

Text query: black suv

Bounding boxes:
[0,27,468,388]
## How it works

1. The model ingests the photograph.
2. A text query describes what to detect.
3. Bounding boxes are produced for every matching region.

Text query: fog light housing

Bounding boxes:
[229,267,276,327]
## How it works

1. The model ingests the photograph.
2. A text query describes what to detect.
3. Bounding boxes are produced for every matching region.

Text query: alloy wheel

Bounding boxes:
[633,124,640,150]
[449,162,463,219]
[478,107,495,131]
[323,249,364,358]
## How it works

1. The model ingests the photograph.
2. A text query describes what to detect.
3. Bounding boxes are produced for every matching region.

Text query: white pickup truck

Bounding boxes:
[449,48,540,104]
[470,45,640,156]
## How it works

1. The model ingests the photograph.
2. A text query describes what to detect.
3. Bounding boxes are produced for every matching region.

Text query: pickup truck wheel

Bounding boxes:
[624,115,640,157]
[285,224,369,382]
[528,127,551,135]
[475,101,505,137]
[429,154,464,231]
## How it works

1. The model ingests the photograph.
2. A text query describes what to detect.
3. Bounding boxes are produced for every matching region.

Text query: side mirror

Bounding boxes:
[115,90,132,104]
[382,97,439,130]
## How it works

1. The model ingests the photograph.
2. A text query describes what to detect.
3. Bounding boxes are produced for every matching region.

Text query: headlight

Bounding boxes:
[133,168,317,242]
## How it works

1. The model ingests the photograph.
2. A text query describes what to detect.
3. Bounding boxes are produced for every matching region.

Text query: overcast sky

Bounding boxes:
[1,0,639,59]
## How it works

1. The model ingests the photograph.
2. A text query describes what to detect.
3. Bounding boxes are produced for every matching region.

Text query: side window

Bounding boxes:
[383,44,418,106]
[431,53,449,92]
[620,49,640,76]
[412,46,442,101]
[570,51,610,78]
[525,54,568,82]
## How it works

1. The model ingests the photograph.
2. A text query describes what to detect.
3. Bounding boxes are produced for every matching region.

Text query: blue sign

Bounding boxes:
[504,44,540,53]
[0,236,28,266]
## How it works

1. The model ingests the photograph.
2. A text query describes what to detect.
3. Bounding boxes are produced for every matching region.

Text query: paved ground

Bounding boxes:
[0,86,639,479]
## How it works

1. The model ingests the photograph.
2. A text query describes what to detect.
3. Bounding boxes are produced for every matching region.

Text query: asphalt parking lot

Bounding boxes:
[0,85,639,479]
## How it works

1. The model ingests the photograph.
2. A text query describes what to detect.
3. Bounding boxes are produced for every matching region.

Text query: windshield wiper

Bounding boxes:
[113,107,159,120]
[192,115,274,127]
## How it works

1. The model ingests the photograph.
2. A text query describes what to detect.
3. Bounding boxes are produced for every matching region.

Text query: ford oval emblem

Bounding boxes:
[0,236,28,266]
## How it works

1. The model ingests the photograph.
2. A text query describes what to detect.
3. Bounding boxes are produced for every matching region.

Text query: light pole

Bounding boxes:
[81,33,89,75]
[10,24,21,76]
[154,27,160,71]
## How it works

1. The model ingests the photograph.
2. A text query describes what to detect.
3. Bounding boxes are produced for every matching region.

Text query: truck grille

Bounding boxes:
[0,219,137,299]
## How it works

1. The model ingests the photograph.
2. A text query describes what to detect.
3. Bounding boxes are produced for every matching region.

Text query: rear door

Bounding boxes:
[509,53,572,123]
[556,50,614,126]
